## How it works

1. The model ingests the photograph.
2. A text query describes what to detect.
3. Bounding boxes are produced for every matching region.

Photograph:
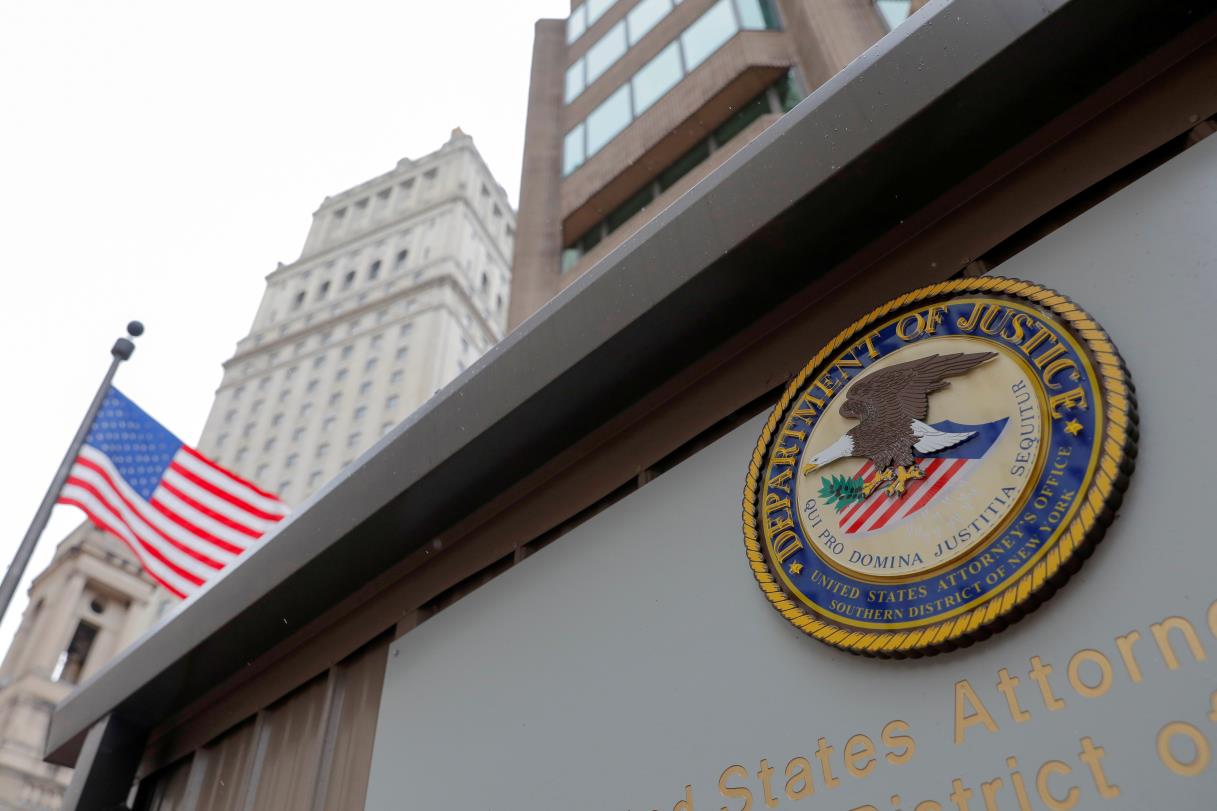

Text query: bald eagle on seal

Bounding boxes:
[803,352,997,497]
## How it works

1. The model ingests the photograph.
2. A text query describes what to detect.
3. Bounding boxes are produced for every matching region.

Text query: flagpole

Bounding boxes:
[0,321,144,629]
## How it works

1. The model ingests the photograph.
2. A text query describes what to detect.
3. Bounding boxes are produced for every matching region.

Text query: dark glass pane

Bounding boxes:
[580,226,603,252]
[657,139,711,191]
[606,186,656,233]
[774,70,803,112]
[713,93,769,146]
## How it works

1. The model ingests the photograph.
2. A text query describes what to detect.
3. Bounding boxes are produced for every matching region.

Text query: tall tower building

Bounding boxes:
[0,129,515,807]
[509,0,911,327]
[194,128,516,502]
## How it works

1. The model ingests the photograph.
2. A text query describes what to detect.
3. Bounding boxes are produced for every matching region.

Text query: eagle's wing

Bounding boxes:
[911,420,975,453]
[849,351,996,421]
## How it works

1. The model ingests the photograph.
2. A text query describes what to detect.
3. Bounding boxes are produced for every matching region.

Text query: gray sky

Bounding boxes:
[0,0,567,654]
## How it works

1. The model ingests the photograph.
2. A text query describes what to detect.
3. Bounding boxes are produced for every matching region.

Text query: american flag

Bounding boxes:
[56,388,288,598]
[837,418,1008,536]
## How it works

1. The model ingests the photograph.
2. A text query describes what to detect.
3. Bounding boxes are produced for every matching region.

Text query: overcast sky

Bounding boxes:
[0,0,568,657]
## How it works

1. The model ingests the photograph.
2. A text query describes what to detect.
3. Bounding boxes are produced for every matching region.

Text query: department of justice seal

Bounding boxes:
[742,277,1137,656]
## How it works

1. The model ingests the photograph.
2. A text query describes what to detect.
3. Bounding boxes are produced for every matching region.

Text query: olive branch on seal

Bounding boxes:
[817,474,866,512]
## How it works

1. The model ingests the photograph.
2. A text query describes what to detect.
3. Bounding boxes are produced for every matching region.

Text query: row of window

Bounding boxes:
[291,252,406,310]
[565,0,681,104]
[330,168,438,224]
[566,0,620,44]
[234,322,415,390]
[563,0,780,176]
[561,73,800,272]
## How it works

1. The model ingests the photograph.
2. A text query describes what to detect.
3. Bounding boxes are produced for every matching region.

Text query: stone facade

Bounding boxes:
[194,129,516,504]
[0,528,158,809]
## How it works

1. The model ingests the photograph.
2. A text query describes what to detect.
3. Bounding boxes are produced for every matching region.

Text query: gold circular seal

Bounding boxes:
[742,277,1137,657]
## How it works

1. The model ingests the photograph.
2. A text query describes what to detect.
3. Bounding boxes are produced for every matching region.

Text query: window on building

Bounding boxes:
[737,0,781,29]
[399,323,413,337]
[354,406,367,422]
[279,480,291,493]
[586,0,616,25]
[396,347,409,362]
[682,0,736,70]
[336,368,348,382]
[271,413,284,427]
[382,421,394,435]
[347,432,362,449]
[292,291,305,310]
[359,381,372,397]
[874,0,913,30]
[365,357,378,373]
[263,438,275,452]
[565,59,586,104]
[390,369,404,385]
[256,464,269,481]
[386,395,399,411]
[224,409,236,424]
[396,249,408,268]
[317,443,329,459]
[632,41,683,115]
[563,124,586,176]
[236,447,248,463]
[586,85,632,156]
[279,388,291,403]
[627,0,673,44]
[292,428,304,443]
[496,293,504,311]
[300,402,313,418]
[309,470,323,487]
[399,178,415,194]
[343,270,356,289]
[322,416,335,432]
[233,385,245,401]
[52,621,99,685]
[286,366,297,380]
[258,376,270,390]
[286,453,298,468]
[217,432,228,448]
[242,423,255,438]
[318,280,330,300]
[369,260,381,280]
[423,168,437,181]
[566,2,587,43]
[586,20,627,84]
[329,392,341,406]
[371,333,383,349]
[307,379,319,393]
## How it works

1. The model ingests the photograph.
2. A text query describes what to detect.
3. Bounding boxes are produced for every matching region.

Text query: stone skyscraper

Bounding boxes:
[194,128,515,501]
[0,128,515,807]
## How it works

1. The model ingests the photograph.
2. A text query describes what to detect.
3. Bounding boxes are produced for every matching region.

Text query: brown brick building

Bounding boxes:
[509,0,914,326]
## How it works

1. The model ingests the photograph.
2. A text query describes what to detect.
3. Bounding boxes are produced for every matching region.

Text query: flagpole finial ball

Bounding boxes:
[126,321,145,338]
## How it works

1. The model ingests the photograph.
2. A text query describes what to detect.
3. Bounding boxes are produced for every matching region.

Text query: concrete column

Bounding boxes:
[778,0,888,90]
[507,19,567,330]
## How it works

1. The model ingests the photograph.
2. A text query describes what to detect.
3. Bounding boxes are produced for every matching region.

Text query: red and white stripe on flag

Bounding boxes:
[59,445,288,599]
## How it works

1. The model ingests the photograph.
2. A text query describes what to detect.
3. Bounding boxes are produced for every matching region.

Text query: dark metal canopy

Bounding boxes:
[47,0,1217,767]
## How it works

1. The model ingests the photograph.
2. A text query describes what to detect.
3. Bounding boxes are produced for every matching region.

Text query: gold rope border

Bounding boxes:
[741,276,1137,657]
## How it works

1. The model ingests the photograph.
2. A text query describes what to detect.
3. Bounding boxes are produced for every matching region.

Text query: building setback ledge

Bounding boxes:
[47,0,1217,767]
